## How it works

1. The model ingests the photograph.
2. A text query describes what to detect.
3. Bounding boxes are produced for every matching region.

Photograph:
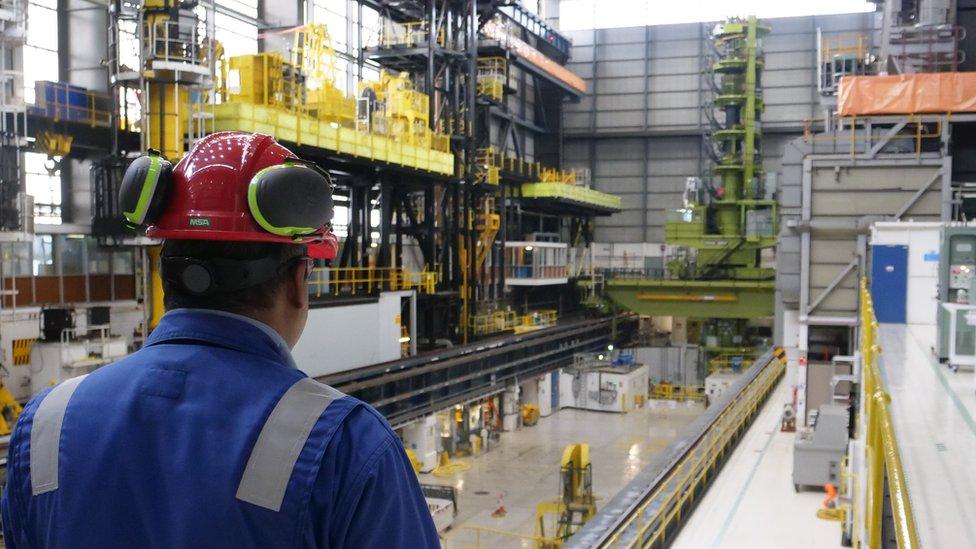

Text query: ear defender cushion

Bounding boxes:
[247,163,334,237]
[120,152,173,227]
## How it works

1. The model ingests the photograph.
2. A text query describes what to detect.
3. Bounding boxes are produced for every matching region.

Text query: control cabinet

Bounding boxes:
[938,226,976,360]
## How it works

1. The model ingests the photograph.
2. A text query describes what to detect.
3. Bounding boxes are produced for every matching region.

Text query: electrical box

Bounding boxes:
[938,226,976,360]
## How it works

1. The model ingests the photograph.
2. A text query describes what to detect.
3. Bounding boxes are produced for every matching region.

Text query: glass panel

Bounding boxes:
[24,152,62,224]
[113,249,135,275]
[33,235,54,276]
[23,46,58,105]
[26,3,58,50]
[59,236,85,275]
[215,11,258,57]
[0,242,31,276]
[88,239,112,274]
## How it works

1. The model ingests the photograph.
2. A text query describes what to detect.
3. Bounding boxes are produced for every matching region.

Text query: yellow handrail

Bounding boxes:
[308,266,437,297]
[858,278,920,549]
[601,348,787,547]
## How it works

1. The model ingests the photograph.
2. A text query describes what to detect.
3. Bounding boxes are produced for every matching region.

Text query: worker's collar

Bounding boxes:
[146,308,297,369]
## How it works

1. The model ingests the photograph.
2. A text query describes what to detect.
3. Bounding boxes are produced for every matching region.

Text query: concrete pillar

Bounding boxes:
[502,384,520,431]
[538,372,552,416]
[56,0,111,228]
[401,415,438,472]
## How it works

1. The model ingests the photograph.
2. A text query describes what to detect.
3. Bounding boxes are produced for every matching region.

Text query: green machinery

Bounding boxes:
[604,17,775,369]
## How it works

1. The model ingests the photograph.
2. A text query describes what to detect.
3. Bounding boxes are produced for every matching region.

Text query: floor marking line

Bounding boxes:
[710,410,782,548]
[903,326,976,438]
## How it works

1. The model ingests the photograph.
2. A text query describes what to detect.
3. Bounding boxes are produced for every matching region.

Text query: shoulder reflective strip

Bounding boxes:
[236,378,344,511]
[30,375,88,496]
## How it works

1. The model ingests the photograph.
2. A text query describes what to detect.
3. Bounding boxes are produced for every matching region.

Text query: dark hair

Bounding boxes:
[161,239,306,314]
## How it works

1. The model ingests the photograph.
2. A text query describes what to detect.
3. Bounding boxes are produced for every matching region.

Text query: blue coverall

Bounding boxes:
[1,308,440,547]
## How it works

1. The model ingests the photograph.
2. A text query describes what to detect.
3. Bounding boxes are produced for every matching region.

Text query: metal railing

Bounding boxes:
[308,267,437,297]
[582,347,786,548]
[649,383,705,402]
[857,278,920,549]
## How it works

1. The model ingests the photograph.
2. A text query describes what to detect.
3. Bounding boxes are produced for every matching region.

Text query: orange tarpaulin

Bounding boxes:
[837,72,976,116]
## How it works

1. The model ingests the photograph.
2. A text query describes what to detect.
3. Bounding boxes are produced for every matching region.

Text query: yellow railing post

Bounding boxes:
[857,277,920,549]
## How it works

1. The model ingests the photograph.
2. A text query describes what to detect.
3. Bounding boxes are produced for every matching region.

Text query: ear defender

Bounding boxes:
[247,161,334,238]
[119,150,173,227]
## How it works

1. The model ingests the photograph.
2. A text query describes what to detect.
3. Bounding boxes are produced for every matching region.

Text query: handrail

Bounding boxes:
[308,266,437,297]
[566,347,787,548]
[858,278,920,549]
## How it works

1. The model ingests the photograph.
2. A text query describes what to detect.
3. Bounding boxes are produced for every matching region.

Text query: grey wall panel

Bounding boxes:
[595,94,646,111]
[566,12,878,244]
[597,76,647,94]
[595,60,646,78]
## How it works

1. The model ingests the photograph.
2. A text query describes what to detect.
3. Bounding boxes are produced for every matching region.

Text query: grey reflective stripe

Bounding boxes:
[236,378,344,511]
[30,375,88,496]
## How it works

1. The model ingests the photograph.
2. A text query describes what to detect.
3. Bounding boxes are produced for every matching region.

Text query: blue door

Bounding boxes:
[871,245,909,323]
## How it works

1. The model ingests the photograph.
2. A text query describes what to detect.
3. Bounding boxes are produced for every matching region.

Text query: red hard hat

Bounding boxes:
[144,131,338,259]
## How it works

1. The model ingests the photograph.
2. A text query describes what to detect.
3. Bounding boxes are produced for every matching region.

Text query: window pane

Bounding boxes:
[88,239,112,274]
[33,235,54,276]
[59,236,85,275]
[23,46,58,104]
[26,3,57,51]
[0,242,31,276]
[113,249,135,275]
[215,11,257,57]
[24,152,62,224]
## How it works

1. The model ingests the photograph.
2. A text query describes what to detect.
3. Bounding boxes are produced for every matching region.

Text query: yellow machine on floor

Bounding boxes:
[522,403,540,426]
[0,384,23,436]
[535,443,597,548]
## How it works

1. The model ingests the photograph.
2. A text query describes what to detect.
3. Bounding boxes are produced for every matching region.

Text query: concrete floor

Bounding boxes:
[877,323,976,548]
[429,401,705,548]
[672,368,842,549]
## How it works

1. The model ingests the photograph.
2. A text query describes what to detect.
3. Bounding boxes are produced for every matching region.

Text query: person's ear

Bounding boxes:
[286,261,309,310]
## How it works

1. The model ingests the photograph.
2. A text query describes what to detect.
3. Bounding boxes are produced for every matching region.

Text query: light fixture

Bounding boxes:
[525,245,534,251]
[607,344,614,351]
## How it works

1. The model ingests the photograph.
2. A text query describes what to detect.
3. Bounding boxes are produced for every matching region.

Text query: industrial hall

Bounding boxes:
[0,0,972,548]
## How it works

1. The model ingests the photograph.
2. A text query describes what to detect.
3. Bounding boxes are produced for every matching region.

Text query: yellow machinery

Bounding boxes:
[404,448,423,474]
[650,382,706,402]
[535,443,597,548]
[477,57,507,102]
[470,309,558,336]
[475,147,501,185]
[522,403,540,426]
[146,245,165,330]
[140,0,214,160]
[214,30,454,175]
[0,384,23,436]
[513,310,558,334]
[359,71,435,148]
[293,24,355,126]
[225,53,303,111]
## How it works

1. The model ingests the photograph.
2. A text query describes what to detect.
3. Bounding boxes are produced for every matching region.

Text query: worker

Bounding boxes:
[1,132,440,547]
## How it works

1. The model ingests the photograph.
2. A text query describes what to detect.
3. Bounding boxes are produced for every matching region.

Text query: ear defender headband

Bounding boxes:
[161,255,299,296]
[247,160,334,237]
[120,149,173,227]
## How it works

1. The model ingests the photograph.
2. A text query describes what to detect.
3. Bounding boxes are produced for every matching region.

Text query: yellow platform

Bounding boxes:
[521,182,622,211]
[212,102,455,176]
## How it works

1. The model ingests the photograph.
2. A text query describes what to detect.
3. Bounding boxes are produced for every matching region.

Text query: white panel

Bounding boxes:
[293,292,403,376]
